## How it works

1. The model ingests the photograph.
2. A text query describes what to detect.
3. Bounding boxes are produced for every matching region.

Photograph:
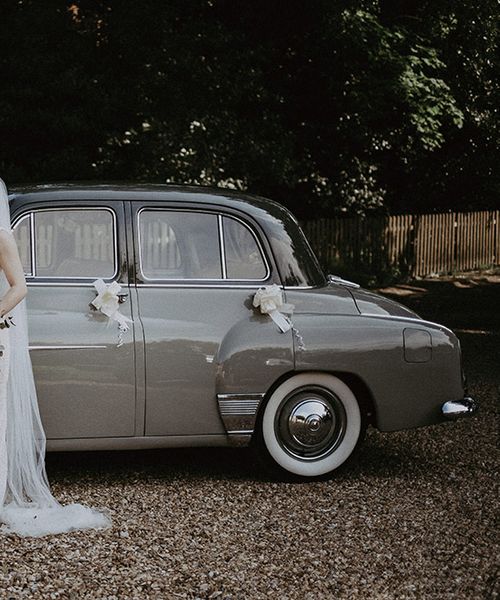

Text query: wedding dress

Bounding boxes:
[0,179,112,536]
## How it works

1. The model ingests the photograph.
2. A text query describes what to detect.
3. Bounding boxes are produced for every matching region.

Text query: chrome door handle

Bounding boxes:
[89,284,129,311]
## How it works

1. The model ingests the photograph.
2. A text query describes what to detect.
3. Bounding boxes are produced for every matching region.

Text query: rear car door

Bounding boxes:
[131,201,294,437]
[11,200,137,439]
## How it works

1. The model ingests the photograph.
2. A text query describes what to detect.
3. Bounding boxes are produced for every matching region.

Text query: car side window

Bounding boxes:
[12,214,32,276]
[139,210,222,279]
[223,216,267,280]
[13,209,116,278]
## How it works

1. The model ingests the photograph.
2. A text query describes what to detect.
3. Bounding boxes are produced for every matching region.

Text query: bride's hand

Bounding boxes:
[0,229,27,316]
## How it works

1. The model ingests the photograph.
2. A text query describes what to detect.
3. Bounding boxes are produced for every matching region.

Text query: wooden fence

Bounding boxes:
[302,210,500,278]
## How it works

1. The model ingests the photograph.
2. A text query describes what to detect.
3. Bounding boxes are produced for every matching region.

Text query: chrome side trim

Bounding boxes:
[26,281,117,287]
[283,285,315,290]
[218,392,266,401]
[226,429,254,435]
[217,393,265,443]
[29,345,108,350]
[220,401,262,414]
[26,281,270,289]
[135,283,271,289]
[359,313,456,336]
[360,313,424,322]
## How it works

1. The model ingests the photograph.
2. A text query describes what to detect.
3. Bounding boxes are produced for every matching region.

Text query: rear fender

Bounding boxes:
[215,317,293,444]
[292,313,464,431]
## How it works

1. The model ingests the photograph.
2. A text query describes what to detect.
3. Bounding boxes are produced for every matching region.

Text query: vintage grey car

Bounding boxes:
[7,183,477,479]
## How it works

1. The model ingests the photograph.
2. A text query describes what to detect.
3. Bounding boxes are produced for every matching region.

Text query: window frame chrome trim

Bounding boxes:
[12,206,119,281]
[217,214,227,279]
[30,212,35,277]
[136,206,271,284]
[134,283,273,289]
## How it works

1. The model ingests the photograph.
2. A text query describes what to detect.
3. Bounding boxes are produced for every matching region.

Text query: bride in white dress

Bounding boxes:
[0,178,112,536]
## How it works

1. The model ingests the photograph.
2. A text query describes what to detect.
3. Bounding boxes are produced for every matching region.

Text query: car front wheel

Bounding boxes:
[255,373,364,480]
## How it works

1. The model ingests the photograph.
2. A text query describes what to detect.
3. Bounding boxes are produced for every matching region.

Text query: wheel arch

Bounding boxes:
[252,369,377,444]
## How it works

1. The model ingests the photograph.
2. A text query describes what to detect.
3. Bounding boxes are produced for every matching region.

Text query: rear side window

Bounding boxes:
[139,210,222,279]
[13,208,116,278]
[139,209,269,281]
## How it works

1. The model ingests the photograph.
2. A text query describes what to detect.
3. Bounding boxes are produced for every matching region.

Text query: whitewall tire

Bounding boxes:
[258,373,363,479]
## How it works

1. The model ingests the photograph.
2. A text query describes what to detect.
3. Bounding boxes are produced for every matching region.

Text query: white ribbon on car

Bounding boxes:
[252,284,294,333]
[252,285,305,350]
[91,279,133,347]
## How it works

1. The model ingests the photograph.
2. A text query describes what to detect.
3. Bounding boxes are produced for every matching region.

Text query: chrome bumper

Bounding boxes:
[442,397,478,419]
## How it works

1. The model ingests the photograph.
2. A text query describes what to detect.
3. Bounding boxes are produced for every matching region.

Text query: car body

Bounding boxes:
[7,183,477,479]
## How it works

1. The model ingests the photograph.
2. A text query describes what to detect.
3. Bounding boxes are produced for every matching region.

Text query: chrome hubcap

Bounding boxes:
[289,400,334,446]
[275,386,346,461]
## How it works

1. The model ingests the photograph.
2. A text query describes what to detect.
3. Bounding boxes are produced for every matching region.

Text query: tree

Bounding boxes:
[0,0,497,216]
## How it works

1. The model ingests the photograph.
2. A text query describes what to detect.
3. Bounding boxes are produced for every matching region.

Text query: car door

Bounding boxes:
[11,200,137,439]
[131,201,293,437]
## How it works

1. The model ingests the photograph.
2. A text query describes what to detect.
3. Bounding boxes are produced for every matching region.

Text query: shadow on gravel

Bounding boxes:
[45,446,259,484]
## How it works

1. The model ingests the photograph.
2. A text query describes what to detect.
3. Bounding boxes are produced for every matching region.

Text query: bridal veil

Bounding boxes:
[0,178,112,536]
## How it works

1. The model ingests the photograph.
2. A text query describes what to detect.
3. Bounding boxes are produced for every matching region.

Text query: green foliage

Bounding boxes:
[0,0,497,217]
[400,45,464,150]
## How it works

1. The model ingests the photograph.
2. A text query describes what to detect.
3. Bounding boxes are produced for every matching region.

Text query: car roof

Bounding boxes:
[8,182,326,287]
[8,181,291,222]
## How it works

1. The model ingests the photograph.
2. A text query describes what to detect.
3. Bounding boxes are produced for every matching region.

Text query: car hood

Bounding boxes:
[348,287,421,319]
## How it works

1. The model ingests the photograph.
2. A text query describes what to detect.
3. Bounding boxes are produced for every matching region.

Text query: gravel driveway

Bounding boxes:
[1,275,498,599]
